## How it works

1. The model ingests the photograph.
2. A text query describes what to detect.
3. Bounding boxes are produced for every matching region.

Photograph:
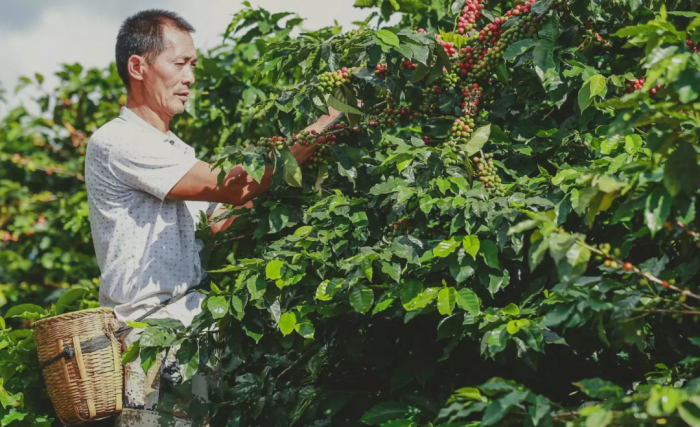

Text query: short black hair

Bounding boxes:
[115,9,195,90]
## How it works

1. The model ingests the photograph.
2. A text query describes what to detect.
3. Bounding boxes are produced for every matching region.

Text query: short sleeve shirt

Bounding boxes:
[85,107,217,326]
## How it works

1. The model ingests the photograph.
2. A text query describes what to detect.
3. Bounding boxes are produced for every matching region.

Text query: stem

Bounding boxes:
[552,412,579,419]
[575,239,700,302]
[675,219,699,240]
[632,308,700,316]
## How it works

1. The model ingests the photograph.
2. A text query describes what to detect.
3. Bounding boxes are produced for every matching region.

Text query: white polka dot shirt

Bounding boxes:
[85,107,217,326]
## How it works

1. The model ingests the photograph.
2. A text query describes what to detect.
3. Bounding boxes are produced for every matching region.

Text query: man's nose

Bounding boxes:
[182,66,195,86]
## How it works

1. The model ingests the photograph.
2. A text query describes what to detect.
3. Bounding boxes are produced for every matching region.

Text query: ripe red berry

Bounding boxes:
[661,281,670,288]
[622,262,633,271]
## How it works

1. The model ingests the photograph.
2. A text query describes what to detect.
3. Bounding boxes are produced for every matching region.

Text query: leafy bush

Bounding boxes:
[2,0,700,426]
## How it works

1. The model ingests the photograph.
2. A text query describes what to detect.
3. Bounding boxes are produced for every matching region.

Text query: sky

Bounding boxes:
[0,0,391,117]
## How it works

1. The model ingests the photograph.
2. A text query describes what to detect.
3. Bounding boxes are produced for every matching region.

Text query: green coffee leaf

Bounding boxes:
[463,235,480,259]
[360,401,410,424]
[374,29,400,47]
[465,124,491,156]
[247,274,267,300]
[350,285,374,314]
[437,287,457,315]
[207,296,229,319]
[4,304,45,320]
[434,239,461,257]
[455,288,480,315]
[279,148,302,187]
[480,240,500,269]
[664,142,700,197]
[279,312,297,336]
[266,259,285,279]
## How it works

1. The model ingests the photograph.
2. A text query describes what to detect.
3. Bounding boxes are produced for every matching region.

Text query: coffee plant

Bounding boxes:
[2,0,700,426]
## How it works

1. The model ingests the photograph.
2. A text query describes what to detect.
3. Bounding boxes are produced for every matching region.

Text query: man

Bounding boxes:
[85,9,339,426]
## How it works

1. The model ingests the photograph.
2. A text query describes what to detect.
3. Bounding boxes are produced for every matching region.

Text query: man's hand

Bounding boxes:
[209,201,253,235]
[166,107,342,206]
[287,107,341,165]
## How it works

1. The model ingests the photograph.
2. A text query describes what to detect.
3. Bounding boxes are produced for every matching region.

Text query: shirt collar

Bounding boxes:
[118,107,192,149]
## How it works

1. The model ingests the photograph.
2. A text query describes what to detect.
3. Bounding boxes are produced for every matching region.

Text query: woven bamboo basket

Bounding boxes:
[33,308,123,425]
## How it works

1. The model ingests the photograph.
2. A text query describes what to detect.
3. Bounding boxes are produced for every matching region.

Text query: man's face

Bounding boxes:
[141,25,197,117]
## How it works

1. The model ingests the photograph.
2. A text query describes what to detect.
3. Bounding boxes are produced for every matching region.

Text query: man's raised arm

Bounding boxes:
[166,108,340,205]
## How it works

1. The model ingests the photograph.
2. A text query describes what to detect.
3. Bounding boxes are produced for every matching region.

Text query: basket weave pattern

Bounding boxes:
[34,308,123,425]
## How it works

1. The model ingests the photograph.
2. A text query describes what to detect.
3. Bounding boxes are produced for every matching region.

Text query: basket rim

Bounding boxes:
[33,307,115,327]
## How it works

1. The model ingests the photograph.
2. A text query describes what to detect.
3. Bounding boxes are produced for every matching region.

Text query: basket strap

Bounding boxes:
[38,335,114,371]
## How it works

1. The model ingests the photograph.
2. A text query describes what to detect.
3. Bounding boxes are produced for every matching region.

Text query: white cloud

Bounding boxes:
[0,0,395,117]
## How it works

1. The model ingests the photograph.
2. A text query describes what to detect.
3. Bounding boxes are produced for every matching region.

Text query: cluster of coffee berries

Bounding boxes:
[388,219,412,236]
[443,138,461,148]
[650,84,665,96]
[389,106,420,119]
[437,38,457,56]
[374,63,389,78]
[505,0,536,17]
[1,230,19,243]
[442,71,461,89]
[367,104,423,128]
[298,127,346,146]
[417,28,427,34]
[451,116,475,142]
[596,243,628,269]
[319,67,353,92]
[499,14,543,46]
[687,39,699,56]
[257,136,292,150]
[602,259,619,269]
[459,46,488,74]
[603,258,634,271]
[478,17,505,44]
[461,13,546,82]
[461,83,483,103]
[474,153,505,196]
[602,258,636,272]
[443,149,459,167]
[457,0,484,34]
[295,129,319,146]
[419,88,441,115]
[255,121,358,157]
[306,145,330,171]
[425,85,444,97]
[626,78,664,95]
[367,113,396,128]
[626,77,645,93]
[402,60,418,70]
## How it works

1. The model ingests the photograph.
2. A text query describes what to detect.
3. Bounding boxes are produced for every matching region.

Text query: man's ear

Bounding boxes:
[127,55,147,84]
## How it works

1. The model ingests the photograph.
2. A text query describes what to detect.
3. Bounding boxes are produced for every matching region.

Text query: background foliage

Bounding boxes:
[2,0,700,426]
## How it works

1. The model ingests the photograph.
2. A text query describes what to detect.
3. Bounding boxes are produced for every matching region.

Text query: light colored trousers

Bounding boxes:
[114,330,221,427]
